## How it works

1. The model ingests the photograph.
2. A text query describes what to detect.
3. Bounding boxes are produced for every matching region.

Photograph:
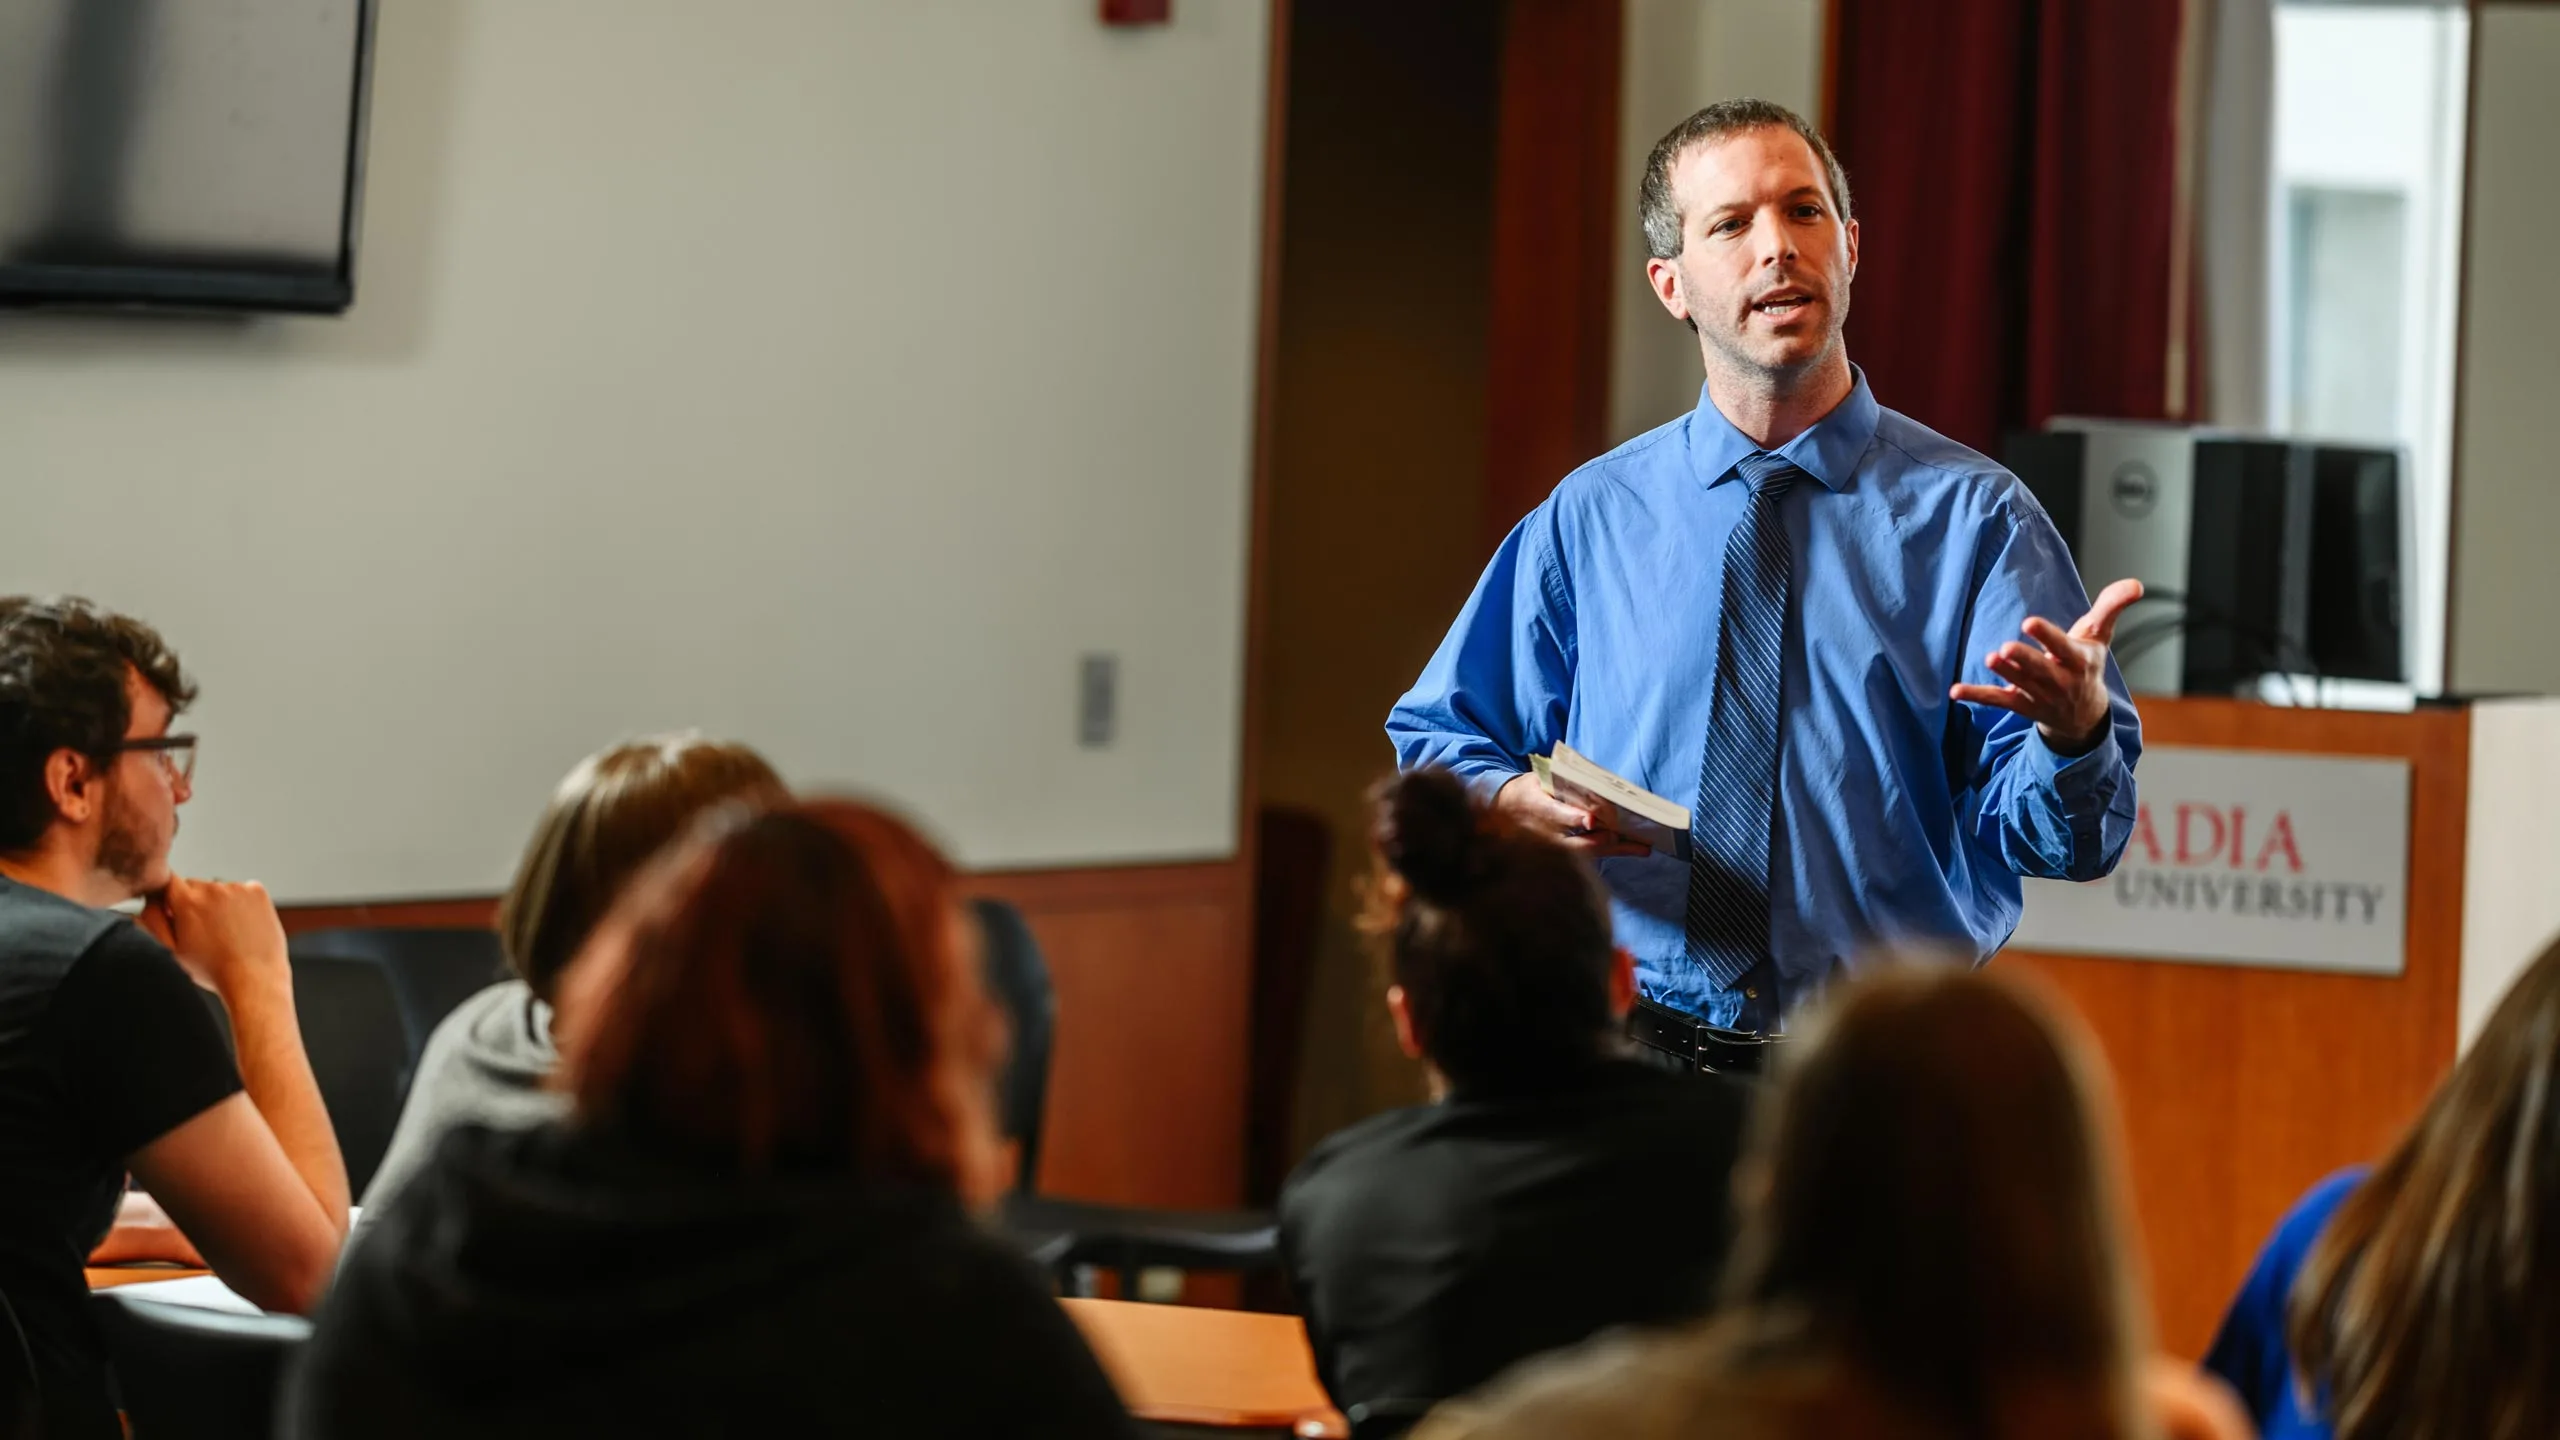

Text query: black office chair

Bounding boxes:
[975,898,1282,1299]
[1346,1398,1436,1440]
[1,1284,38,1440]
[287,926,509,1058]
[193,953,412,1199]
[287,954,411,1197]
[90,1291,311,1440]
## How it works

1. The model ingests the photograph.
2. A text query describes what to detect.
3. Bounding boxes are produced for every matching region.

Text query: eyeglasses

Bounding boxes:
[113,735,198,786]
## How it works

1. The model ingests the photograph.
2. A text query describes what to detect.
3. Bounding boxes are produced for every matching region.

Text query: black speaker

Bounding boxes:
[2305,446,2406,683]
[2186,440,2314,694]
[2005,430,2087,545]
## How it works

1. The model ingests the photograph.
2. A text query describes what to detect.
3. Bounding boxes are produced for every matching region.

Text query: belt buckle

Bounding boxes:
[1696,1023,1770,1076]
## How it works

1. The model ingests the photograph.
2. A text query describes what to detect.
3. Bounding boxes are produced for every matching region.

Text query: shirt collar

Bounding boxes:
[1690,364,1881,492]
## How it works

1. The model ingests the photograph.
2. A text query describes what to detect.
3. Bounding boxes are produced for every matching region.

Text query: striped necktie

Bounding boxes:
[1684,451,1800,992]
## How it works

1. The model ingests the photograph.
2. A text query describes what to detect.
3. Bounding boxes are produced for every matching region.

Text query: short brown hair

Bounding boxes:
[1640,98,1853,260]
[572,798,1000,1183]
[0,597,197,853]
[497,735,785,999]
[2288,935,2560,1440]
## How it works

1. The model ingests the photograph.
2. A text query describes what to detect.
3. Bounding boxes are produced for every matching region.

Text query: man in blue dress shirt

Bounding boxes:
[1388,100,2143,1041]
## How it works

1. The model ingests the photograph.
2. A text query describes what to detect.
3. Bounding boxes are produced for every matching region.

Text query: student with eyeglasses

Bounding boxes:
[0,597,350,1440]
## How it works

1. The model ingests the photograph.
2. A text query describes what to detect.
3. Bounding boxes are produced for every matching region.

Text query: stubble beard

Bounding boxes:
[93,780,168,898]
[1691,260,1852,404]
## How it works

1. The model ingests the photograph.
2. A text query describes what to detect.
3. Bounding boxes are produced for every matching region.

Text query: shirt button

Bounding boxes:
[1744,987,1759,1000]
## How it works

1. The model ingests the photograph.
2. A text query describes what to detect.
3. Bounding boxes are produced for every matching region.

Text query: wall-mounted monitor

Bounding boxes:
[0,0,375,314]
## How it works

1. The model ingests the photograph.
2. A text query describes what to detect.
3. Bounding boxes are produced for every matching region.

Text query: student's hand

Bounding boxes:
[2144,1357,2254,1440]
[1950,577,2142,756]
[1493,774,1651,859]
[139,878,291,999]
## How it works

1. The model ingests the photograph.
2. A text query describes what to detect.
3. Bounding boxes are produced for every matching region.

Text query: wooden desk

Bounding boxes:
[86,1265,209,1291]
[88,1270,1348,1437]
[2002,696,2560,1358]
[1063,1298,1346,1437]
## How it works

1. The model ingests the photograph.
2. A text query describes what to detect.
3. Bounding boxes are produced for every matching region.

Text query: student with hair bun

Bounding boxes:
[1278,768,1751,1435]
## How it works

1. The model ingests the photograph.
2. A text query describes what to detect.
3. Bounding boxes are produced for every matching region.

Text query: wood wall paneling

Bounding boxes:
[1483,0,1625,544]
[967,863,1254,1210]
[1252,0,1508,1156]
[2003,697,2468,1359]
[280,859,1254,1215]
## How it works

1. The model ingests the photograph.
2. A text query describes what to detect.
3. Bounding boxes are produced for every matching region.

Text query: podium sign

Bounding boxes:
[2011,745,2412,975]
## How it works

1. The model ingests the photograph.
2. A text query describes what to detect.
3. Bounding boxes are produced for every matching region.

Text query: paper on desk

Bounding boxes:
[107,1274,260,1314]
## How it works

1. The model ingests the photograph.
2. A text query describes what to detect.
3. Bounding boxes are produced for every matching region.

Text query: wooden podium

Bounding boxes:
[2003,694,2560,1357]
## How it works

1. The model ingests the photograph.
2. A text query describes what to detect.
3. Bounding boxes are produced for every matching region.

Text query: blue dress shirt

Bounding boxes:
[1386,370,2141,1025]
[2202,1167,2363,1440]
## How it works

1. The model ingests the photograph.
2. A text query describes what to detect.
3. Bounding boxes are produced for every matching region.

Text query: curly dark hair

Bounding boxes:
[1360,768,1619,1092]
[0,597,197,853]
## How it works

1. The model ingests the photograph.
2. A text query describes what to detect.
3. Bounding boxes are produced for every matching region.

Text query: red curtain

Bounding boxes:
[1829,0,2193,455]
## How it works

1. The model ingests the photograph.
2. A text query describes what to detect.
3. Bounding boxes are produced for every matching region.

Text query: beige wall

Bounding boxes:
[1611,0,1830,443]
[0,1,1271,900]
[2447,4,2560,696]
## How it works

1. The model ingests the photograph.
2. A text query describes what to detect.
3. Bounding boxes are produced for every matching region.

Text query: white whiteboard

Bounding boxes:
[0,1,1273,901]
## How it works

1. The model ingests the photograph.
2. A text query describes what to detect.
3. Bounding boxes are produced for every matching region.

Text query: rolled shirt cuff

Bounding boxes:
[2027,720,2125,803]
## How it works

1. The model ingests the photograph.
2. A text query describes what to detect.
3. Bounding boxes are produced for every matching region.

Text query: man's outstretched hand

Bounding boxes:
[1950,577,2142,756]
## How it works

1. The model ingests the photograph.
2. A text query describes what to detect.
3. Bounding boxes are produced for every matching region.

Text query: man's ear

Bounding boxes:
[1843,216,1860,281]
[1607,947,1638,1020]
[1645,254,1690,324]
[41,749,101,827]
[1385,984,1425,1062]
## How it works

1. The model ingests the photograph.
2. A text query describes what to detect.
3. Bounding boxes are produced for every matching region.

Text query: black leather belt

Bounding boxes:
[1628,996,1788,1076]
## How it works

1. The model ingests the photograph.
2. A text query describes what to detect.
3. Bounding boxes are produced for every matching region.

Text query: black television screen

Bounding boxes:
[0,0,374,314]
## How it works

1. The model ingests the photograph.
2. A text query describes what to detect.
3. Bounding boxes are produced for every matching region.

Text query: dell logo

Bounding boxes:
[2110,462,2159,519]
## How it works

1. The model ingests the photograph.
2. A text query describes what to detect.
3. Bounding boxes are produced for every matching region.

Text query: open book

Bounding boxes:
[1530,743,1691,860]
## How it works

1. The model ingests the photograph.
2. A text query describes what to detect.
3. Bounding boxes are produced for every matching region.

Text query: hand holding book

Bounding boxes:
[1488,744,1691,861]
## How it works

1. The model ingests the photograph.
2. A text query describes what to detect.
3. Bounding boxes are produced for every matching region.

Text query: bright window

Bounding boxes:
[2269,1,2468,692]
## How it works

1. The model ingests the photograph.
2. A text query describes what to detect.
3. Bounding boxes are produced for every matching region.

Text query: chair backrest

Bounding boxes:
[287,926,509,1058]
[970,897,1053,1195]
[287,954,411,1197]
[1249,805,1333,1204]
[90,1292,311,1440]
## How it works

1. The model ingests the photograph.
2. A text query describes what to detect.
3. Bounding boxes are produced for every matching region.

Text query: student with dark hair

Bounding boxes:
[1417,967,2247,1440]
[2204,934,2560,1440]
[358,734,785,1217]
[0,597,349,1438]
[1277,768,1751,1434]
[286,799,1135,1439]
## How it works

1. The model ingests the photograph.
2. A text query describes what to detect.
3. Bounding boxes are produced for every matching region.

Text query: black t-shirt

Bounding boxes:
[1278,1056,1752,1422]
[286,1121,1138,1440]
[0,876,244,1440]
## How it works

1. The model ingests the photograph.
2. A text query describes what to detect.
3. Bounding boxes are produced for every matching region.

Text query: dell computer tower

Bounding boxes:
[2002,422,2404,697]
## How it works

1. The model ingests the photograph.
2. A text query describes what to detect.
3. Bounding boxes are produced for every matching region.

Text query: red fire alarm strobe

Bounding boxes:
[1102,0,1172,24]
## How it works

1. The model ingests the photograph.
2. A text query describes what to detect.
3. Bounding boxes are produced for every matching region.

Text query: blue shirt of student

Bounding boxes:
[1386,370,2141,1026]
[2203,1166,2366,1440]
